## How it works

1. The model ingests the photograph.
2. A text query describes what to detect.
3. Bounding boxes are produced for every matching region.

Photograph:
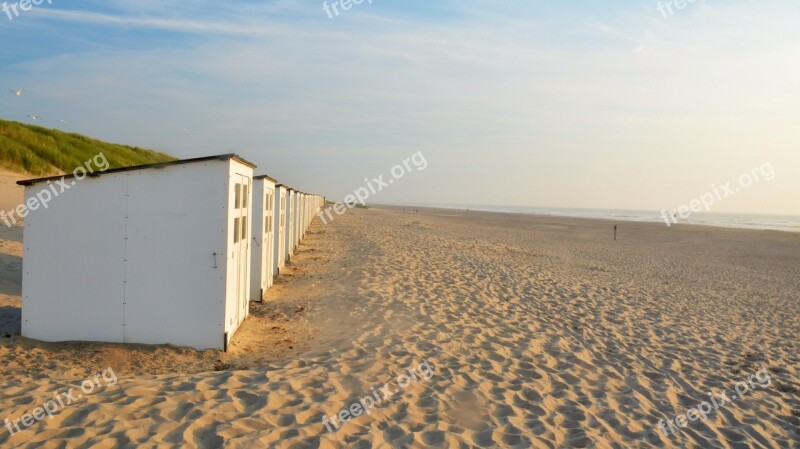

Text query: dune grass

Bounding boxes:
[0,119,175,176]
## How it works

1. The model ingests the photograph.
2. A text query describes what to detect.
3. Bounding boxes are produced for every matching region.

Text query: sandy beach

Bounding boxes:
[1,204,798,448]
[4,1,799,447]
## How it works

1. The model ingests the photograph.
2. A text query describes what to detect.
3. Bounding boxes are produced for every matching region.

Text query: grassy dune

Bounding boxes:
[0,119,175,176]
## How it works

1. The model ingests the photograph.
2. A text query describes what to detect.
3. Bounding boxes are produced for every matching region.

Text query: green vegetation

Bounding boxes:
[0,119,175,176]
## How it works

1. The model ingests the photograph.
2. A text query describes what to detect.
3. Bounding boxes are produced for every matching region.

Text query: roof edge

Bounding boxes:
[254,174,278,183]
[17,153,256,186]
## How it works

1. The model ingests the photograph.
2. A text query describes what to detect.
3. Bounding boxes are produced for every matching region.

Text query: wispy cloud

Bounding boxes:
[31,8,292,37]
[2,0,798,212]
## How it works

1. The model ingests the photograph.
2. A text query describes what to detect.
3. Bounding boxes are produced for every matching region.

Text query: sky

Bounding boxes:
[1,0,798,215]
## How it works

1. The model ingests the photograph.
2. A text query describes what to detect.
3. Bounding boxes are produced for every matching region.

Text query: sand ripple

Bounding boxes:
[1,208,798,448]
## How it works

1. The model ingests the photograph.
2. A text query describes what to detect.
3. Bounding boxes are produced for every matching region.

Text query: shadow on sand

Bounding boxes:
[0,252,22,296]
[0,306,21,336]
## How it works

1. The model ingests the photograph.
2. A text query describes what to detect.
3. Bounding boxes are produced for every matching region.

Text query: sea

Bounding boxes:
[389,204,800,233]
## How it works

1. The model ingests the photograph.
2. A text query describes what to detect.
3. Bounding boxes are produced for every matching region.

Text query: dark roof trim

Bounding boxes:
[230,155,258,170]
[17,153,257,186]
[254,174,278,183]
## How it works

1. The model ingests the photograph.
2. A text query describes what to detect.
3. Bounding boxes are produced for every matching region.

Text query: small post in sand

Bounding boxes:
[614,225,617,241]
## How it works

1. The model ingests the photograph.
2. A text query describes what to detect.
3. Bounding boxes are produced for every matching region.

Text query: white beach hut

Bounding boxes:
[294,191,301,253]
[308,195,314,234]
[295,192,304,251]
[300,193,308,240]
[250,175,277,302]
[307,194,313,236]
[285,189,295,261]
[292,190,299,255]
[18,154,256,351]
[274,185,288,275]
[304,194,310,236]
[296,192,303,249]
[306,194,315,235]
[303,195,309,235]
[303,194,309,236]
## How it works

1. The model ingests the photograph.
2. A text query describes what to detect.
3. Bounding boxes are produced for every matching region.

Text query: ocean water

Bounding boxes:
[394,204,800,233]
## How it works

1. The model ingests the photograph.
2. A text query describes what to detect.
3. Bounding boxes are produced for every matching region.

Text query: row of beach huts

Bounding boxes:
[17,154,325,350]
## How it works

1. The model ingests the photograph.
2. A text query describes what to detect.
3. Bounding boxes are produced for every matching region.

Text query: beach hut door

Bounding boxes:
[263,190,274,291]
[233,175,250,326]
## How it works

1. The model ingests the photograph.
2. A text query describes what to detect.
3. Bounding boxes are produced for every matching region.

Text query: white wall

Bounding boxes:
[299,194,305,239]
[22,174,128,344]
[274,186,287,274]
[263,182,275,290]
[285,190,294,261]
[250,180,264,302]
[22,160,233,350]
[223,161,254,345]
[250,178,275,301]
[294,192,301,252]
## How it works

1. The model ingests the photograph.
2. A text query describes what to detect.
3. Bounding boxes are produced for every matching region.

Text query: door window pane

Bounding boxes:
[242,185,249,209]
[234,184,241,209]
[242,217,248,241]
[234,218,240,243]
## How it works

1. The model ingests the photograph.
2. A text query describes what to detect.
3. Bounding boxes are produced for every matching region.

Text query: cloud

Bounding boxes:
[3,0,799,211]
[30,8,297,37]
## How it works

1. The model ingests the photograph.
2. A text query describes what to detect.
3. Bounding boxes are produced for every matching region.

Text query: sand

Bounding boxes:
[0,169,25,216]
[1,169,24,352]
[1,202,798,448]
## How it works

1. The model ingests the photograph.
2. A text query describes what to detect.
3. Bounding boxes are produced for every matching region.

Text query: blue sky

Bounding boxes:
[1,0,798,214]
